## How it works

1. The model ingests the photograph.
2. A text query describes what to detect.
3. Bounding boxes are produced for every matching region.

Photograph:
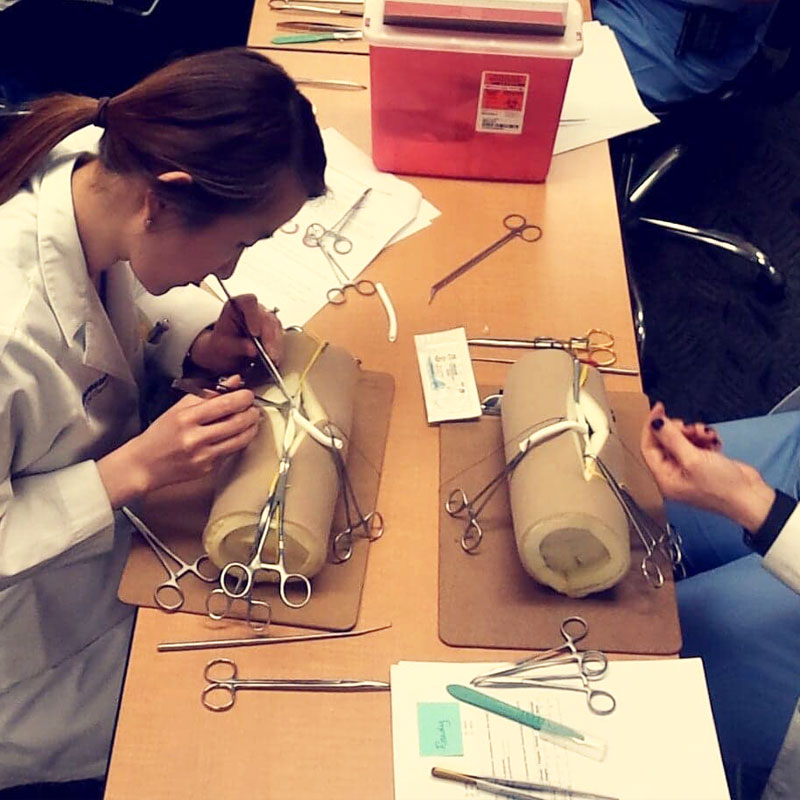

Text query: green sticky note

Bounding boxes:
[417,702,464,756]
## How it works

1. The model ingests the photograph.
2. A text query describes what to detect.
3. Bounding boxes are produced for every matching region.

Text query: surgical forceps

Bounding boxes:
[471,616,616,715]
[588,455,684,588]
[268,0,363,16]
[218,444,312,610]
[447,418,587,553]
[303,187,371,256]
[429,214,542,303]
[121,506,218,612]
[468,328,618,367]
[324,425,384,562]
[202,658,390,711]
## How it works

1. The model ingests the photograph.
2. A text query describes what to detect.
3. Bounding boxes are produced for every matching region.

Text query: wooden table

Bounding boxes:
[104,45,640,800]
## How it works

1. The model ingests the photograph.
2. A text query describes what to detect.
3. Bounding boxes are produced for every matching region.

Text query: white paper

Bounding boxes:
[555,21,659,154]
[224,128,438,328]
[391,659,730,800]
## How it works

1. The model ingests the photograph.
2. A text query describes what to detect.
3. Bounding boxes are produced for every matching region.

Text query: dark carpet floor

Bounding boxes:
[611,90,800,425]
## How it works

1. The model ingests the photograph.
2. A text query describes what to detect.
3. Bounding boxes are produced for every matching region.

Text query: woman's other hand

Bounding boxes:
[187,293,283,375]
[641,401,775,532]
[97,388,260,507]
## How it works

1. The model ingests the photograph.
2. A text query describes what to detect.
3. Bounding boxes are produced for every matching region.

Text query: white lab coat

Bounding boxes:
[0,128,220,789]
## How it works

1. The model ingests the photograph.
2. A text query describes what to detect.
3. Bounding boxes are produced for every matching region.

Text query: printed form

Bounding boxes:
[391,659,730,800]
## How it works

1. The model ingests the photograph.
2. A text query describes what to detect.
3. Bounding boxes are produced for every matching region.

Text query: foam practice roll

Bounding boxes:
[501,350,630,597]
[202,331,360,580]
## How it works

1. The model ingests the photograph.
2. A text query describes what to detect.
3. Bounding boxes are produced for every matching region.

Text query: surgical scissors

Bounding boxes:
[471,616,616,715]
[218,443,312,610]
[467,328,618,367]
[121,506,218,612]
[303,187,371,255]
[324,424,384,562]
[202,658,390,711]
[429,214,542,303]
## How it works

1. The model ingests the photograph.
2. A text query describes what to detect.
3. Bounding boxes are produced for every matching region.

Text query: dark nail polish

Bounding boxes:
[651,418,664,431]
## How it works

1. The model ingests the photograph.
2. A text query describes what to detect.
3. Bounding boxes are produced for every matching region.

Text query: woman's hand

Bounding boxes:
[97,388,260,508]
[641,401,775,532]
[187,293,283,375]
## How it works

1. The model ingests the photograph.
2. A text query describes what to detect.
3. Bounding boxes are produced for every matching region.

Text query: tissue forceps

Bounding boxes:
[268,0,363,16]
[218,442,312,609]
[471,616,616,715]
[429,214,542,303]
[121,506,218,612]
[467,328,618,367]
[324,425,385,562]
[588,455,684,588]
[202,658,390,711]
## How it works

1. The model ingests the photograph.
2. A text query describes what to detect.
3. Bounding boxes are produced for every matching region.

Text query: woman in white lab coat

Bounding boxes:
[0,48,325,793]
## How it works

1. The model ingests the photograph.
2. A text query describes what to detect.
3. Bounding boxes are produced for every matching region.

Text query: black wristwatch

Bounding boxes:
[742,489,797,556]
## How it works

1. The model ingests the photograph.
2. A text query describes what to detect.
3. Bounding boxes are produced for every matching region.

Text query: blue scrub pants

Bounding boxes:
[665,411,800,775]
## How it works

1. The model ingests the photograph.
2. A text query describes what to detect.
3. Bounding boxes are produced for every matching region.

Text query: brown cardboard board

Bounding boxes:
[118,370,394,631]
[439,390,683,654]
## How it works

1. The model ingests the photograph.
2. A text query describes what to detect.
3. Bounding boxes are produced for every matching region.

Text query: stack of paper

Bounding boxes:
[391,659,730,800]
[224,128,440,328]
[555,20,659,154]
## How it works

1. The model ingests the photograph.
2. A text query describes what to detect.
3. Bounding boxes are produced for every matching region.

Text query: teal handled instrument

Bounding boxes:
[272,30,363,44]
[446,684,607,761]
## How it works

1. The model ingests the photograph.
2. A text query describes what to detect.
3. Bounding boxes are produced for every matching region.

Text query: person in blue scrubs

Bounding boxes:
[594,0,777,106]
[641,404,800,796]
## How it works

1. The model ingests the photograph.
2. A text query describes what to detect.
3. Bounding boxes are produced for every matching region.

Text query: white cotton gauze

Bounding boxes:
[501,350,630,597]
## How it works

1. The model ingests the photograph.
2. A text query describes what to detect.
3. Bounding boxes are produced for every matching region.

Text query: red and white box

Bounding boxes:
[364,0,583,182]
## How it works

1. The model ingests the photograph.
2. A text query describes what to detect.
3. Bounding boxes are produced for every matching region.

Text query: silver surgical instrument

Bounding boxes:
[202,658,390,711]
[296,78,367,90]
[219,443,312,610]
[468,328,618,367]
[304,187,371,256]
[428,214,542,303]
[471,616,616,715]
[588,454,684,588]
[268,0,363,15]
[446,418,587,553]
[216,279,292,403]
[324,424,385,562]
[157,623,391,653]
[470,356,639,376]
[121,506,218,612]
[431,768,619,800]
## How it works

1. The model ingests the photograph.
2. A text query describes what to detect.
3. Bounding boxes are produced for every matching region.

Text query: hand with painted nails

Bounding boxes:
[186,293,283,376]
[641,402,775,532]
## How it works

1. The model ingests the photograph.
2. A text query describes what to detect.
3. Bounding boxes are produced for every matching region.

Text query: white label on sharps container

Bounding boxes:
[476,71,530,135]
[414,327,482,424]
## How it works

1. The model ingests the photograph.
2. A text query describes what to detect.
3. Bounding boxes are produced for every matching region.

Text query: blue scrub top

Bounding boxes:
[593,0,776,106]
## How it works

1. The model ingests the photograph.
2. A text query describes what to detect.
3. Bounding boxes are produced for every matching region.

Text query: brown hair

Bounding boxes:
[0,48,326,221]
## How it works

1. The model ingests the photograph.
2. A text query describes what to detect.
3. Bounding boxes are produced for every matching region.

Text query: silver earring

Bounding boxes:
[145,218,153,230]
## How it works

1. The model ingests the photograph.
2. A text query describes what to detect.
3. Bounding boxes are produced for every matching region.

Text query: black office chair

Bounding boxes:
[611,0,800,360]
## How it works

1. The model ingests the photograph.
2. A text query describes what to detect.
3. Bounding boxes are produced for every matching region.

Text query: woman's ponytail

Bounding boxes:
[0,94,100,205]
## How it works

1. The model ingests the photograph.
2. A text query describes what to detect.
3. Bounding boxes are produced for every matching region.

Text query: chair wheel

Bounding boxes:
[755,269,786,303]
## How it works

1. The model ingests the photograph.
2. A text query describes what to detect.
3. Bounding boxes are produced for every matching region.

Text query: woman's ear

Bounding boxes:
[142,172,194,231]
[157,171,194,186]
